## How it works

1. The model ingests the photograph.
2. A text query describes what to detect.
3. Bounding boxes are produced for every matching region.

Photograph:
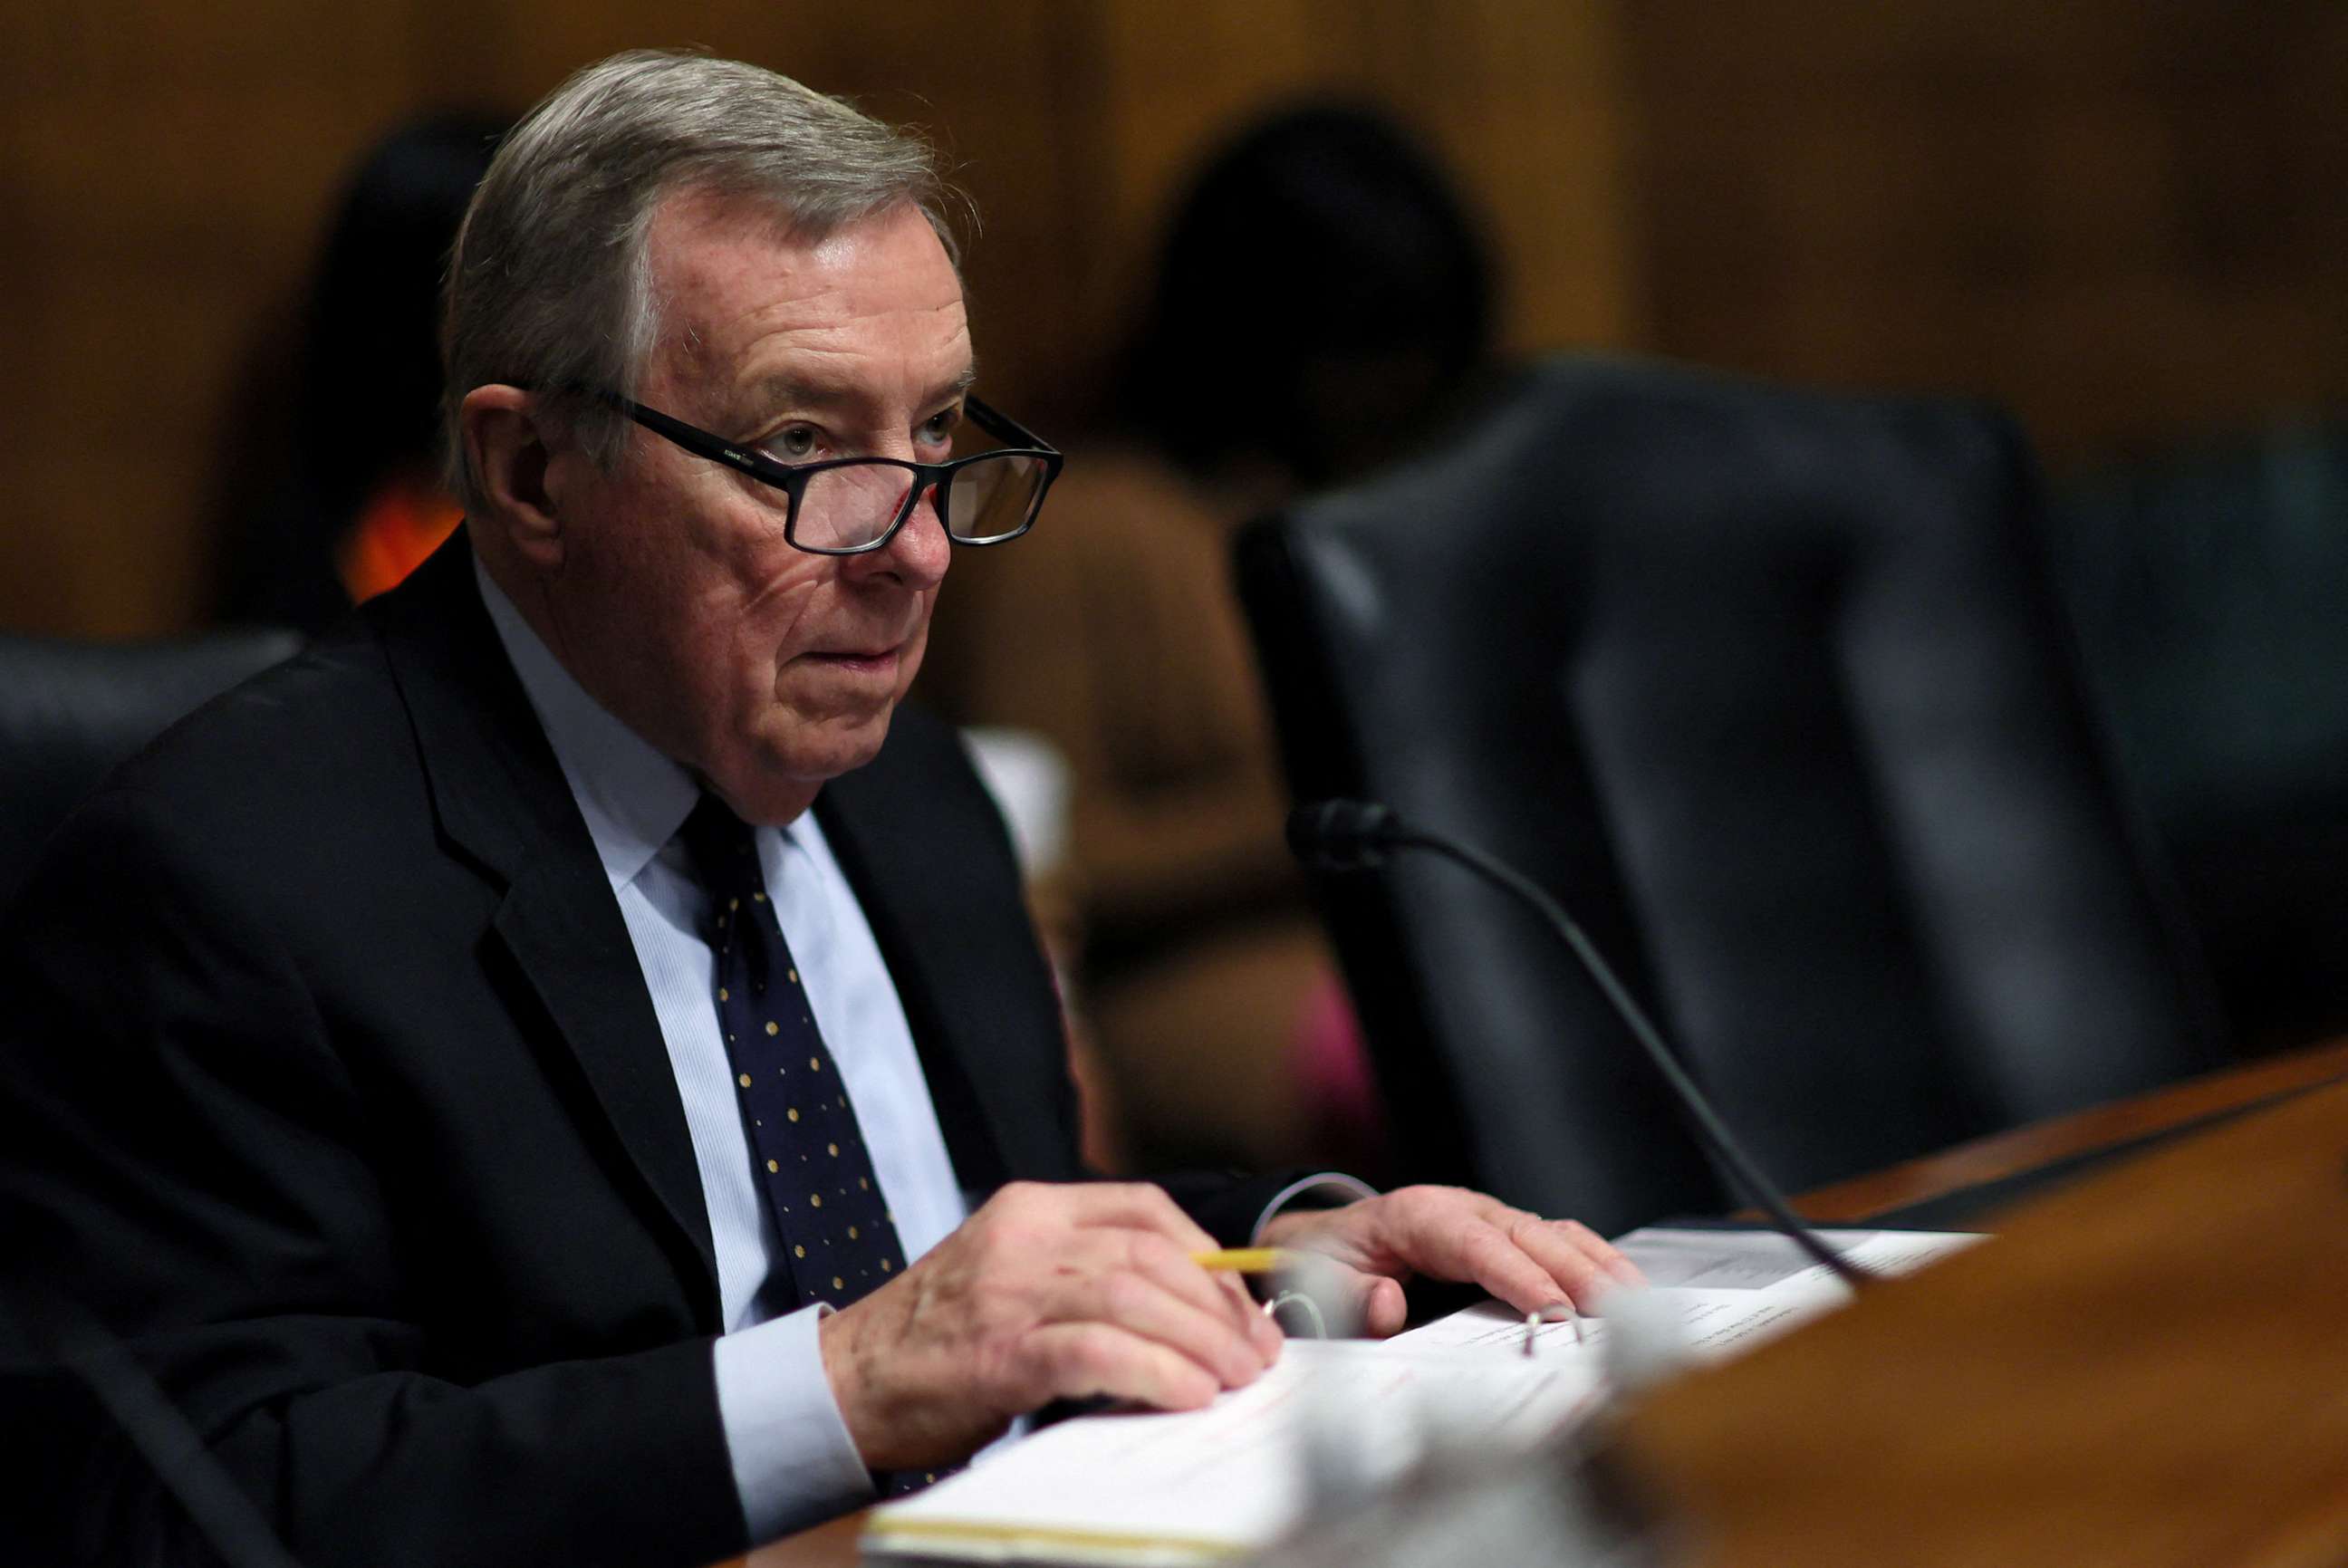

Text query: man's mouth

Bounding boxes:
[804,642,903,675]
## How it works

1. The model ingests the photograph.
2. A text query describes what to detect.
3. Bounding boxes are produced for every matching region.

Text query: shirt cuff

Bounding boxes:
[713,1302,876,1543]
[1250,1170,1379,1244]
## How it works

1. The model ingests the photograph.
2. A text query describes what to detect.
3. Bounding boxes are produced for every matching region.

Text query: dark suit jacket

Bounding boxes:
[0,534,1290,1568]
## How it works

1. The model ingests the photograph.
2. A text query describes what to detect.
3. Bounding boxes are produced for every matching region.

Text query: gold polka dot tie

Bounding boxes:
[678,795,907,1313]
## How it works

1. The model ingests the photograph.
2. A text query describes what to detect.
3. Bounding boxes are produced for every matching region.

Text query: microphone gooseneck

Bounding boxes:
[1289,799,1869,1287]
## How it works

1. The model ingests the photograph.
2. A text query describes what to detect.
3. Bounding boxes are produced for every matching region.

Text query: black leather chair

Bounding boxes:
[1236,357,2228,1236]
[0,628,303,905]
[2050,420,2348,1055]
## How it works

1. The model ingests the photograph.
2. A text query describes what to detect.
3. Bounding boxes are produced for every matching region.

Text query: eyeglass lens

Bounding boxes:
[794,452,1049,552]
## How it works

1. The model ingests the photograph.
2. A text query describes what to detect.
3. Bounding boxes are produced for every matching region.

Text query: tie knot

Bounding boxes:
[678,794,765,902]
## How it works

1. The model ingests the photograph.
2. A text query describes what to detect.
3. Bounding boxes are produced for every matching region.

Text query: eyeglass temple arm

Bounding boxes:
[964,398,1059,456]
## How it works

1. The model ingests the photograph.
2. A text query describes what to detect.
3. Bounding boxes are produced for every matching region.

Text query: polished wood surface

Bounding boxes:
[736,1512,863,1568]
[1625,5,2348,468]
[1618,1066,2348,1566]
[1790,1038,2348,1222]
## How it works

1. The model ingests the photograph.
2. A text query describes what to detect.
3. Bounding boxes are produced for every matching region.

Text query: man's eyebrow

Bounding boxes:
[929,362,980,407]
[721,361,978,429]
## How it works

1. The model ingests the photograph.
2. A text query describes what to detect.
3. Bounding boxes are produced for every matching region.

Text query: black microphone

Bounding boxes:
[1290,798,1869,1286]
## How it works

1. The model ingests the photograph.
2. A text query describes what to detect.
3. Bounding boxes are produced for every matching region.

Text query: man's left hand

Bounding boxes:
[1256,1186,1647,1336]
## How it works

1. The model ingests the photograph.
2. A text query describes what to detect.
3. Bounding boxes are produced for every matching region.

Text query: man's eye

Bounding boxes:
[919,408,962,447]
[760,425,820,461]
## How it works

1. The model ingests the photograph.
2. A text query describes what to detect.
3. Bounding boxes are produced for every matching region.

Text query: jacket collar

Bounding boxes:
[470,558,700,890]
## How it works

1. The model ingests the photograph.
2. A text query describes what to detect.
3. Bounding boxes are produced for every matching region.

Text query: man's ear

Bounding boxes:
[460,385,569,572]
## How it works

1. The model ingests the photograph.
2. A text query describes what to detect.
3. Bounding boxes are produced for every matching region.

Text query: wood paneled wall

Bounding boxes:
[5,2,2343,638]
[1623,4,2348,465]
[0,0,1635,636]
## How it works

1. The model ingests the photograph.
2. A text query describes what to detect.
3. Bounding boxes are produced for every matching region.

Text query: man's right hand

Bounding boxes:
[817,1181,1282,1471]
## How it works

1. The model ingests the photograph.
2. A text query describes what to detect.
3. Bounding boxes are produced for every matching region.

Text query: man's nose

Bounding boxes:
[853,482,951,589]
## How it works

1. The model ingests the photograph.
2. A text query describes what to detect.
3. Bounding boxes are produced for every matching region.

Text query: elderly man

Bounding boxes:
[0,51,1636,1568]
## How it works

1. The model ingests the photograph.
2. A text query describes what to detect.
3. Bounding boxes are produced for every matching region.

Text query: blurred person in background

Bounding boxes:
[923,103,1502,1178]
[210,113,507,631]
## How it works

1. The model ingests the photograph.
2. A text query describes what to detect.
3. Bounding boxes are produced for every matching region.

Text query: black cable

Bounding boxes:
[7,1283,307,1568]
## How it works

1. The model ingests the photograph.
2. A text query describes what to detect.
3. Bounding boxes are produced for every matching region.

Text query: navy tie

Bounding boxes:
[677,795,908,1313]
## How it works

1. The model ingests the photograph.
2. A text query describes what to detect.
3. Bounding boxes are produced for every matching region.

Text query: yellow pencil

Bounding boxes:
[1189,1248,1294,1274]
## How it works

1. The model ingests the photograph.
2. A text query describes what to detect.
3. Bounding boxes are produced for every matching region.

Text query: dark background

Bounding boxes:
[3,1,2343,639]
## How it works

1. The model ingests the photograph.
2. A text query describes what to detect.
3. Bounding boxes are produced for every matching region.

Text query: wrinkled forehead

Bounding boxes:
[640,188,970,410]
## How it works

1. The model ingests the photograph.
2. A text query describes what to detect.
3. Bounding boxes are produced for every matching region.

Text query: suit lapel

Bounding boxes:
[488,853,721,1321]
[377,535,721,1322]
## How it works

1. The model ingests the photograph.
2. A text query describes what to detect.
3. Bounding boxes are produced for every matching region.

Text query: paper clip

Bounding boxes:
[1523,1302,1583,1355]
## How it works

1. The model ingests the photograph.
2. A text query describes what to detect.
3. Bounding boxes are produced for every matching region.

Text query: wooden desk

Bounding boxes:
[738,1040,2348,1567]
[1618,1046,2348,1566]
[743,1513,864,1568]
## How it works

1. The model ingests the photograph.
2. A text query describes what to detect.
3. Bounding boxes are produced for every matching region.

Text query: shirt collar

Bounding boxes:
[475,557,701,889]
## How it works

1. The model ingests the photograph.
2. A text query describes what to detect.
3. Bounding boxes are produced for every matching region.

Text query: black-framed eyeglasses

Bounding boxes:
[599,390,1062,556]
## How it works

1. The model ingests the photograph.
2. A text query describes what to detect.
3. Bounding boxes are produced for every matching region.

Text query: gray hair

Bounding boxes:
[439,49,964,507]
